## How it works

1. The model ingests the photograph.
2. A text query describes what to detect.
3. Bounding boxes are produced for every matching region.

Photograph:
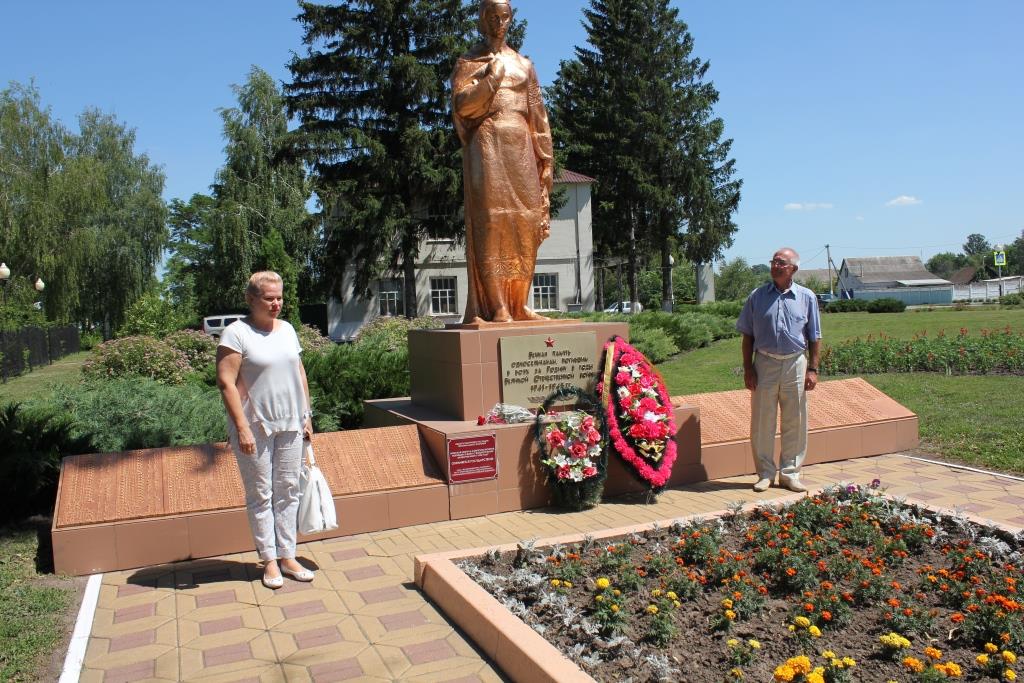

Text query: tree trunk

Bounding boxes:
[596,263,605,311]
[661,241,673,312]
[628,209,639,312]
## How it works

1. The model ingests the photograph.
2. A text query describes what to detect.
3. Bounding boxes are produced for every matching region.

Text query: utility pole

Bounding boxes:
[825,244,834,296]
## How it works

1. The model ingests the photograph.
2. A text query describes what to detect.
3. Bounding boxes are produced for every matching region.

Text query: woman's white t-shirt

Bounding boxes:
[219,319,307,436]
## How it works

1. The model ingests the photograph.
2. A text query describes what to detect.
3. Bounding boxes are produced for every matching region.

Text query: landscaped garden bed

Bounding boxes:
[456,484,1023,682]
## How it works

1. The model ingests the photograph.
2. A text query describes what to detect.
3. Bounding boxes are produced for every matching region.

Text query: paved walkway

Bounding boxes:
[79,454,1024,682]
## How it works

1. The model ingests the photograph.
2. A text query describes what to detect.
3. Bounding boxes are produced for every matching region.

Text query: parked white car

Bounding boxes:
[603,301,643,314]
[202,314,243,338]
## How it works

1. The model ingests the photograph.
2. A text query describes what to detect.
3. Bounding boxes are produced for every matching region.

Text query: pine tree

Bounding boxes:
[282,0,474,316]
[548,0,740,310]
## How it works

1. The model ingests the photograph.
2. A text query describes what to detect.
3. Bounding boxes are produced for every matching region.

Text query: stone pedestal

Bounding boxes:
[408,321,628,420]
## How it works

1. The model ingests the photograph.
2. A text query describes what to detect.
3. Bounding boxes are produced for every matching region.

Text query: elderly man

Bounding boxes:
[736,247,822,493]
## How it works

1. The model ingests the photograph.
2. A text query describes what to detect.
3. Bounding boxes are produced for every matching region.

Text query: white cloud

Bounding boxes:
[784,202,834,211]
[885,195,922,207]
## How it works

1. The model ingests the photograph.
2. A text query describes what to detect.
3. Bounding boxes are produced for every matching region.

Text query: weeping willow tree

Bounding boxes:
[0,83,167,333]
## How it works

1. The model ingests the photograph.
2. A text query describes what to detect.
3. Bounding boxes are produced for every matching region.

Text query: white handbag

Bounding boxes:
[297,442,338,534]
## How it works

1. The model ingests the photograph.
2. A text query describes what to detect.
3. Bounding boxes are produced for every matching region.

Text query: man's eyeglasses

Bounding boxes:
[770,258,794,267]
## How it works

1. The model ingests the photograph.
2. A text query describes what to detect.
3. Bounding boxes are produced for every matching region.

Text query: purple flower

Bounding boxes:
[870,478,881,489]
[846,483,859,494]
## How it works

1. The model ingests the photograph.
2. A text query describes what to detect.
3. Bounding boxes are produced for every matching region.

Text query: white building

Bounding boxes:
[328,170,596,341]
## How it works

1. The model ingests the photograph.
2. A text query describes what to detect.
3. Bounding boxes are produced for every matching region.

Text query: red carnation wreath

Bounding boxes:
[597,335,677,491]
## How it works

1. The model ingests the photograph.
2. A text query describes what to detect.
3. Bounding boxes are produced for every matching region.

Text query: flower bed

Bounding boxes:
[821,327,1024,376]
[457,485,1023,682]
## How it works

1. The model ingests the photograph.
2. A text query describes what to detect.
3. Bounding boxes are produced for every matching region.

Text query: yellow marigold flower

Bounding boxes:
[904,657,925,673]
[794,616,811,628]
[1005,652,1019,665]
[788,624,796,632]
[924,646,943,661]
[1005,669,1017,682]
[830,658,842,668]
[789,656,812,674]
[651,589,662,597]
[550,579,561,587]
[613,589,621,597]
[563,581,572,588]
[842,657,856,667]
[646,604,658,615]
[977,654,990,666]
[722,598,734,609]
[729,667,744,679]
[727,639,740,648]
[595,595,604,602]
[666,591,678,601]
[986,643,1000,654]
[935,661,962,677]
[673,600,681,608]
[808,625,822,638]
[724,609,737,620]
[821,650,837,659]
[748,640,761,649]
[806,673,824,683]
[773,664,796,682]
[610,604,619,612]
[595,577,610,590]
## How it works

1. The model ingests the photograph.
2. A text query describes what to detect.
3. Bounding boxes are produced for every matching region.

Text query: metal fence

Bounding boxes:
[953,280,1023,302]
[0,324,80,382]
[852,286,954,306]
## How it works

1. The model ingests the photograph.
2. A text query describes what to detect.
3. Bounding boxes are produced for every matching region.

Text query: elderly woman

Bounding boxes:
[452,0,554,323]
[216,271,315,589]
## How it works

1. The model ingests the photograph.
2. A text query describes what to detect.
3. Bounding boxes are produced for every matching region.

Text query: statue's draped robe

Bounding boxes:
[452,47,554,322]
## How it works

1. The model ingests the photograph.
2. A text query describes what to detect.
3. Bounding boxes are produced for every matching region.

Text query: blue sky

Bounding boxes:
[3,1,1022,272]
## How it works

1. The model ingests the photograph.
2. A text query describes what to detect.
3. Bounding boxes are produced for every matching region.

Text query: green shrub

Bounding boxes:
[354,316,445,352]
[117,291,194,338]
[82,335,190,384]
[79,330,103,350]
[34,377,226,453]
[303,343,411,429]
[999,293,1023,306]
[673,300,744,318]
[826,298,869,313]
[866,298,907,313]
[0,403,92,525]
[297,323,333,354]
[626,325,679,363]
[164,329,217,372]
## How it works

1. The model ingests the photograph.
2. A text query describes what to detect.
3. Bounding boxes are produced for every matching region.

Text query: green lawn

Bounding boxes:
[0,522,74,682]
[1,351,89,405]
[657,306,1024,474]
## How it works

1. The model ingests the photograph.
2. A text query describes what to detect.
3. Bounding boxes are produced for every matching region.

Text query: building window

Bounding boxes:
[378,279,404,316]
[430,276,457,315]
[533,273,558,311]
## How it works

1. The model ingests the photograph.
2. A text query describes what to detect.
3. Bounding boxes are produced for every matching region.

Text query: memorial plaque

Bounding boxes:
[499,331,598,408]
[447,433,498,484]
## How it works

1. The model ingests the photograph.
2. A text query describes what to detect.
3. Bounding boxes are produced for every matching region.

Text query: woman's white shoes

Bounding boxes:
[262,573,285,589]
[280,566,315,582]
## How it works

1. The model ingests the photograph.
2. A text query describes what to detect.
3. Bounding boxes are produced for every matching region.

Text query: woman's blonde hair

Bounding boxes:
[245,271,283,300]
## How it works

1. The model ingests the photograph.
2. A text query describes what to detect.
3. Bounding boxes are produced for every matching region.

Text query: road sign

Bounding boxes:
[994,251,1007,267]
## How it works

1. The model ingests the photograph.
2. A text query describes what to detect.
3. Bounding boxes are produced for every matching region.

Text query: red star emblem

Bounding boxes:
[544,337,555,347]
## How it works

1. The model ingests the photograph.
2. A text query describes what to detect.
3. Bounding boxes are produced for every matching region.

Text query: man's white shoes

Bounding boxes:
[752,478,771,492]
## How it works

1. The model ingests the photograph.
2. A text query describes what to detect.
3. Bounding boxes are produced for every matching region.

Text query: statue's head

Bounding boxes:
[479,0,512,43]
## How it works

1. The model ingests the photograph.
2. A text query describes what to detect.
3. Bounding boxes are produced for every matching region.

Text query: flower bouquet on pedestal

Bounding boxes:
[535,386,608,511]
[598,335,677,495]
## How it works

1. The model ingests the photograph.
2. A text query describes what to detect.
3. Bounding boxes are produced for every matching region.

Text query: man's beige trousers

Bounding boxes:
[750,352,807,483]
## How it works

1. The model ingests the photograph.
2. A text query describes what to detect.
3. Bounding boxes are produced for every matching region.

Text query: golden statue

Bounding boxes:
[452,0,554,323]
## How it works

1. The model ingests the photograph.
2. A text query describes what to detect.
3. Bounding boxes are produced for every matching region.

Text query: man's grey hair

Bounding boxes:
[776,247,800,268]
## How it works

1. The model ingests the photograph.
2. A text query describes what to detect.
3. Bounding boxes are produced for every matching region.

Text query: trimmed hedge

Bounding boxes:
[303,343,412,430]
[826,297,906,313]
[821,327,1024,375]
